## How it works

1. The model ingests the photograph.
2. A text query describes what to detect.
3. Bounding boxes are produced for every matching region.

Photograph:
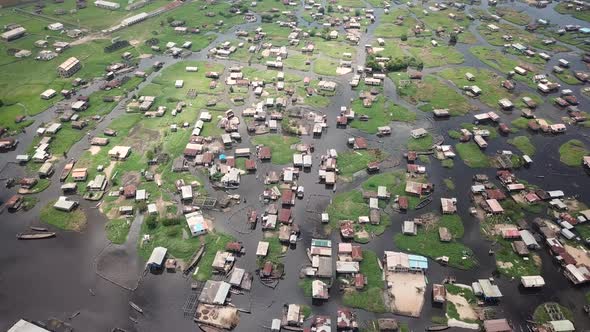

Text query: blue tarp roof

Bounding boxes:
[408,254,428,269]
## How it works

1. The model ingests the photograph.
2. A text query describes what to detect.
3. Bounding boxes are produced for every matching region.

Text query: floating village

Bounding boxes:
[1,0,590,331]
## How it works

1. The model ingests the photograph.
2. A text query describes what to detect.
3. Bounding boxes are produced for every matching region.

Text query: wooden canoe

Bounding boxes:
[17,232,56,240]
[60,159,76,182]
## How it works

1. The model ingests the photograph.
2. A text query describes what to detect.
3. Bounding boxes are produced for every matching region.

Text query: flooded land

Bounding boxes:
[1,0,590,331]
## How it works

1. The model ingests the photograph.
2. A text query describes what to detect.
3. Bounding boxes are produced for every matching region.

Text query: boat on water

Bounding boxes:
[30,226,48,232]
[60,159,76,182]
[17,232,56,240]
[129,301,143,314]
[416,196,433,209]
[426,325,449,331]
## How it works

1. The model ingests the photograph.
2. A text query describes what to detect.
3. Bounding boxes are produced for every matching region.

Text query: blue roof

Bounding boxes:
[408,254,428,269]
[219,154,227,160]
[192,223,205,232]
[580,27,590,33]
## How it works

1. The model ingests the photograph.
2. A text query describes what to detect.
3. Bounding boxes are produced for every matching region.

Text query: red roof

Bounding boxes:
[123,184,136,198]
[5,194,22,208]
[258,147,271,160]
[226,242,243,252]
[245,159,256,170]
[407,151,417,161]
[486,189,506,200]
[281,190,293,205]
[398,196,409,209]
[262,261,273,276]
[225,157,236,167]
[354,274,365,288]
[278,208,292,223]
[202,152,213,164]
[354,137,367,149]
[351,246,363,261]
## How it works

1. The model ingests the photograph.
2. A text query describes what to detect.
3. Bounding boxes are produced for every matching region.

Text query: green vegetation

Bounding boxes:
[533,303,574,324]
[555,2,590,22]
[343,251,388,313]
[554,70,581,85]
[508,136,536,156]
[394,215,476,269]
[443,178,456,189]
[491,7,531,25]
[362,170,423,209]
[313,57,339,76]
[511,117,530,130]
[442,159,455,169]
[477,23,569,52]
[338,149,387,179]
[407,134,433,151]
[404,39,465,68]
[106,219,131,244]
[138,217,235,281]
[391,74,473,116]
[438,66,514,108]
[456,142,490,168]
[351,97,414,133]
[495,238,540,278]
[251,135,301,165]
[40,200,87,231]
[446,284,477,303]
[559,140,588,167]
[325,190,391,238]
[431,316,448,325]
[374,9,417,38]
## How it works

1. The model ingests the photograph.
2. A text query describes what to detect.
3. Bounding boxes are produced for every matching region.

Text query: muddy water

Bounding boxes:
[2,0,590,331]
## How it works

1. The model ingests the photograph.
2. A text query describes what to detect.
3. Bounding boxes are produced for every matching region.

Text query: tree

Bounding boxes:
[449,32,458,45]
[166,16,174,24]
[145,215,158,229]
[318,7,325,14]
[400,33,408,41]
[354,9,361,17]
[327,4,333,12]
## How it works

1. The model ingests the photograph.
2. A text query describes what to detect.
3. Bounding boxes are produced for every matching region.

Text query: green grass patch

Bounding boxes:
[442,159,455,169]
[313,57,339,76]
[338,149,387,179]
[407,133,433,151]
[251,134,300,165]
[351,97,414,133]
[455,142,490,168]
[508,136,535,156]
[394,215,476,269]
[533,302,574,324]
[495,238,540,278]
[390,74,473,116]
[404,39,465,68]
[342,250,388,313]
[40,200,87,231]
[559,139,588,167]
[106,218,131,244]
[443,178,456,189]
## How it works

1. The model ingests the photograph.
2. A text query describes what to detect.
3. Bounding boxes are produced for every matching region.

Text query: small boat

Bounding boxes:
[416,196,433,210]
[30,226,48,232]
[17,232,56,240]
[129,301,143,314]
[426,325,450,331]
[60,159,76,182]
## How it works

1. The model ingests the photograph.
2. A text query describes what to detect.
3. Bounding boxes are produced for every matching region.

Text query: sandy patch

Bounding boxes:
[139,53,153,59]
[386,272,426,317]
[447,318,479,330]
[260,49,270,57]
[70,34,108,46]
[497,261,513,269]
[336,67,353,75]
[104,161,117,179]
[447,293,478,321]
[565,245,590,267]
[89,146,101,155]
[129,39,140,46]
